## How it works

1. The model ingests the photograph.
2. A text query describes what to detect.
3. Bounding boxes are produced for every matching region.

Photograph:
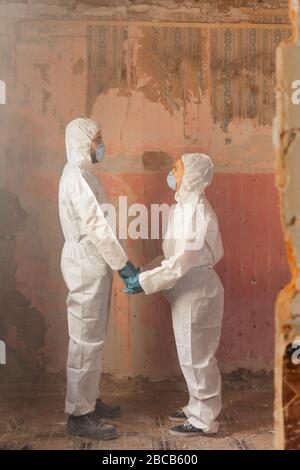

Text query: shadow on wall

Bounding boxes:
[0,187,47,385]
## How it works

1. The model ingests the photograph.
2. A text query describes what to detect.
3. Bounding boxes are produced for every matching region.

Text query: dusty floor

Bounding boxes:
[0,374,274,450]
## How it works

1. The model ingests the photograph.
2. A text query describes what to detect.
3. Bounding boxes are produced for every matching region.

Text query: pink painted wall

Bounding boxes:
[0,12,290,381]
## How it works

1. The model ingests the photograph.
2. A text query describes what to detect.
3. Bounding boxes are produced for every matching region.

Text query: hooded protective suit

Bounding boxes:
[59,117,128,416]
[139,153,224,433]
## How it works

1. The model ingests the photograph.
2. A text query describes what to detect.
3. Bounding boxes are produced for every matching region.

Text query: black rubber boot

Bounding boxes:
[95,399,121,419]
[67,411,118,440]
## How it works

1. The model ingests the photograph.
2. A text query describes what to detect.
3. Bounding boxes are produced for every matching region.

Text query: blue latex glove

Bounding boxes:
[123,273,144,294]
[118,261,139,285]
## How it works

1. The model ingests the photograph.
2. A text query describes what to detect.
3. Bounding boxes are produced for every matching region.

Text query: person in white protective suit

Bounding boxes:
[59,117,138,440]
[124,154,224,437]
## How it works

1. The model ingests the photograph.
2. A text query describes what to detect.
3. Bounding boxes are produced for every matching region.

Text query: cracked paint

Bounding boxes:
[274,0,300,450]
[0,1,289,24]
[0,3,291,381]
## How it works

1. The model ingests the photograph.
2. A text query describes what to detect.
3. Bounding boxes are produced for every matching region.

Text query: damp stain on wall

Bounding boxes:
[137,27,208,115]
[72,57,85,76]
[142,151,174,171]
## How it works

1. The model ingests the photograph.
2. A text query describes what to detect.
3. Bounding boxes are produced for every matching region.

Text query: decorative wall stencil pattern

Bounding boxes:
[86,25,128,115]
[210,28,291,131]
[87,25,291,135]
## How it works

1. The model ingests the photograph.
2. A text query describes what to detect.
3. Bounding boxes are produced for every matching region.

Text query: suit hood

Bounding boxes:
[175,153,214,204]
[65,117,99,168]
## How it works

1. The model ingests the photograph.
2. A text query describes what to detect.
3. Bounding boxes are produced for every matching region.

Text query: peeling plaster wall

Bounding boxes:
[0,1,289,24]
[0,1,290,382]
[274,0,300,450]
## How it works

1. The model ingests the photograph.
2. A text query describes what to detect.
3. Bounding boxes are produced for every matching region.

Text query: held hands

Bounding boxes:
[118,261,144,295]
[123,272,143,294]
[118,261,138,280]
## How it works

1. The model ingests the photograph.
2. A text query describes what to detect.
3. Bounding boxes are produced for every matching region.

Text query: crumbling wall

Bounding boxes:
[0,1,290,382]
[0,1,289,23]
[274,0,300,451]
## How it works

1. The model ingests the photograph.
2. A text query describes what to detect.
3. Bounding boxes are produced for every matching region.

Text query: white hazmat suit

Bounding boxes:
[139,153,224,433]
[59,118,128,416]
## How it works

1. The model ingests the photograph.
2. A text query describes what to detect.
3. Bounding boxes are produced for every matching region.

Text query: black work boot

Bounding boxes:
[95,399,121,419]
[67,411,118,440]
[168,409,187,422]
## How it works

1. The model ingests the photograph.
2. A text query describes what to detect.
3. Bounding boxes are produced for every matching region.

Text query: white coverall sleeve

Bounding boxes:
[140,255,164,273]
[139,246,203,295]
[70,176,128,270]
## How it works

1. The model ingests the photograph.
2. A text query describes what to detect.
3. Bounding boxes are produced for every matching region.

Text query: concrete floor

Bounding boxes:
[0,375,274,450]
